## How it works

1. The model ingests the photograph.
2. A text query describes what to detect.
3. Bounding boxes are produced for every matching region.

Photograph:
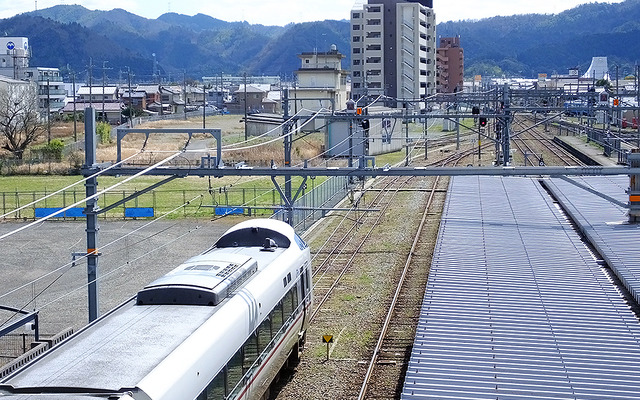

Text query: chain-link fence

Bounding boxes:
[1,177,351,224]
[0,333,35,368]
[272,176,351,231]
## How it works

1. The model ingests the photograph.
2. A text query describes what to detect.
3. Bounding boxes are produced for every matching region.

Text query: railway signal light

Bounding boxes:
[479,117,487,127]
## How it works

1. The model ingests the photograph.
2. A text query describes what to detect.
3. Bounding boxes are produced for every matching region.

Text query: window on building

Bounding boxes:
[353,36,361,42]
[353,83,361,89]
[353,71,361,77]
[366,32,381,39]
[353,25,360,30]
[352,12,360,18]
[353,48,361,54]
[353,59,361,65]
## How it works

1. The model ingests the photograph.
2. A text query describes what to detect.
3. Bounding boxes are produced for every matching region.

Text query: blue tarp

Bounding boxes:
[35,208,85,218]
[215,207,244,216]
[124,207,154,218]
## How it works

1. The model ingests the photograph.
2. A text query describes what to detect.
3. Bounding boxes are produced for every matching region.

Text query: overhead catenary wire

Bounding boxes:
[221,108,311,150]
[34,225,202,313]
[0,194,206,324]
[210,108,330,153]
[0,151,183,241]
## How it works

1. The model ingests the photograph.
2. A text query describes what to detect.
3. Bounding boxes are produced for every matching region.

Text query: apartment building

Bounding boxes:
[351,0,436,109]
[437,36,464,93]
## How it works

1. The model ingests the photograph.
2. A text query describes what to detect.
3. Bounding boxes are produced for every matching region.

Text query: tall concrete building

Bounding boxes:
[350,0,436,109]
[436,36,464,93]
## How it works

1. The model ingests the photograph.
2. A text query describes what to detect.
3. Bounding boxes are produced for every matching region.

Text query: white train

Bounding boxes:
[0,219,312,400]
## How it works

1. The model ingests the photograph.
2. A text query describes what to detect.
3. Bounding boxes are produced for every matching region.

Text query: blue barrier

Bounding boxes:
[215,207,244,216]
[125,207,154,218]
[35,208,85,219]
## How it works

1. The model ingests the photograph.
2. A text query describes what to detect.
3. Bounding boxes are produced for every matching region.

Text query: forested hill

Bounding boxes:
[0,1,638,81]
[438,0,640,77]
[0,5,350,81]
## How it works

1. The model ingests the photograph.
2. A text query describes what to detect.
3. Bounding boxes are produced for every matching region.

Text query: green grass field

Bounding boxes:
[0,175,320,219]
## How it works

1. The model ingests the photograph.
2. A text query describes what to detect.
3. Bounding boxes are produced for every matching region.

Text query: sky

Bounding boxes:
[0,0,627,26]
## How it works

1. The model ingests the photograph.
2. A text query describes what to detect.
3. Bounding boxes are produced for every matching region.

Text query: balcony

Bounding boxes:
[38,88,66,96]
[37,75,63,83]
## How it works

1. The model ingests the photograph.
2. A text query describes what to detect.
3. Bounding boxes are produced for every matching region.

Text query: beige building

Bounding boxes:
[293,45,350,113]
[351,0,436,109]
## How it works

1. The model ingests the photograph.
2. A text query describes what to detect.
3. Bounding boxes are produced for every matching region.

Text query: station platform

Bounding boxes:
[554,135,619,166]
[402,176,640,400]
[547,176,640,305]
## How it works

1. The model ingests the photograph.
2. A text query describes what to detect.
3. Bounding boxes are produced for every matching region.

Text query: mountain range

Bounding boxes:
[0,1,638,83]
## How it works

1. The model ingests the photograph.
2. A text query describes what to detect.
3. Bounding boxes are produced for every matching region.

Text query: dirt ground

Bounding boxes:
[0,217,241,335]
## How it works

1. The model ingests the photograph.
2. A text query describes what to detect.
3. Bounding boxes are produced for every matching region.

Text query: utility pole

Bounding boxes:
[83,107,100,323]
[502,84,512,166]
[101,61,110,123]
[423,112,428,160]
[455,94,460,151]
[348,117,354,168]
[159,75,164,117]
[72,73,77,142]
[88,58,94,117]
[283,88,293,226]
[127,67,133,128]
[202,84,206,129]
[243,72,248,140]
[616,65,620,134]
[404,110,410,167]
[183,70,187,120]
[46,78,51,144]
[636,64,639,148]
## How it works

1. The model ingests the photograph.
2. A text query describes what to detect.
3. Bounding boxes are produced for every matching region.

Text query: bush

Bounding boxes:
[63,112,84,122]
[42,139,65,161]
[97,122,112,144]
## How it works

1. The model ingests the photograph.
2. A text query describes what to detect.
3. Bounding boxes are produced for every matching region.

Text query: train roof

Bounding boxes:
[0,220,300,398]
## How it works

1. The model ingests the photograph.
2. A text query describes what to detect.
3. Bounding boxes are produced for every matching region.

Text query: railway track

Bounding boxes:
[275,127,509,400]
[512,116,587,166]
[356,174,448,399]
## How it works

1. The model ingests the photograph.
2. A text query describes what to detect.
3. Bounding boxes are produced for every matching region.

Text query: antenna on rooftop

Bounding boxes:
[35,1,37,11]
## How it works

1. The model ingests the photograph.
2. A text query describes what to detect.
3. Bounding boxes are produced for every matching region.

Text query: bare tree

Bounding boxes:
[0,83,44,159]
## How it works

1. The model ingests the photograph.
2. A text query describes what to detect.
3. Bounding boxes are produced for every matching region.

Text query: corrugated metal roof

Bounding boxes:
[547,176,640,306]
[402,176,640,400]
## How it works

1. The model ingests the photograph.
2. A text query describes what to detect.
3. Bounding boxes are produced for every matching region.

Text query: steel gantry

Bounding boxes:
[77,81,640,321]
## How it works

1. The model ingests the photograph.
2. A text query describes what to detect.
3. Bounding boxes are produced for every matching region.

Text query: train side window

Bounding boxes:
[205,370,225,399]
[292,286,299,309]
[257,317,272,353]
[242,332,259,374]
[294,233,308,250]
[226,350,243,395]
[282,289,294,318]
[271,301,284,337]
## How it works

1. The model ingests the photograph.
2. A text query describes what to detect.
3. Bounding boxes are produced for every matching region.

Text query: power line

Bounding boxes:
[0,152,183,241]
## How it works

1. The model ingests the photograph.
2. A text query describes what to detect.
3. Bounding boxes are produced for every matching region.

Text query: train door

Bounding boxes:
[299,264,309,318]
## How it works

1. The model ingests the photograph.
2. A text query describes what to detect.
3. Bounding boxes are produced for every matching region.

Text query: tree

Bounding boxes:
[0,83,44,159]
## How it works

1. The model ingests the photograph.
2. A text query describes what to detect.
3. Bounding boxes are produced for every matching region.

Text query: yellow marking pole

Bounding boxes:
[322,335,334,361]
